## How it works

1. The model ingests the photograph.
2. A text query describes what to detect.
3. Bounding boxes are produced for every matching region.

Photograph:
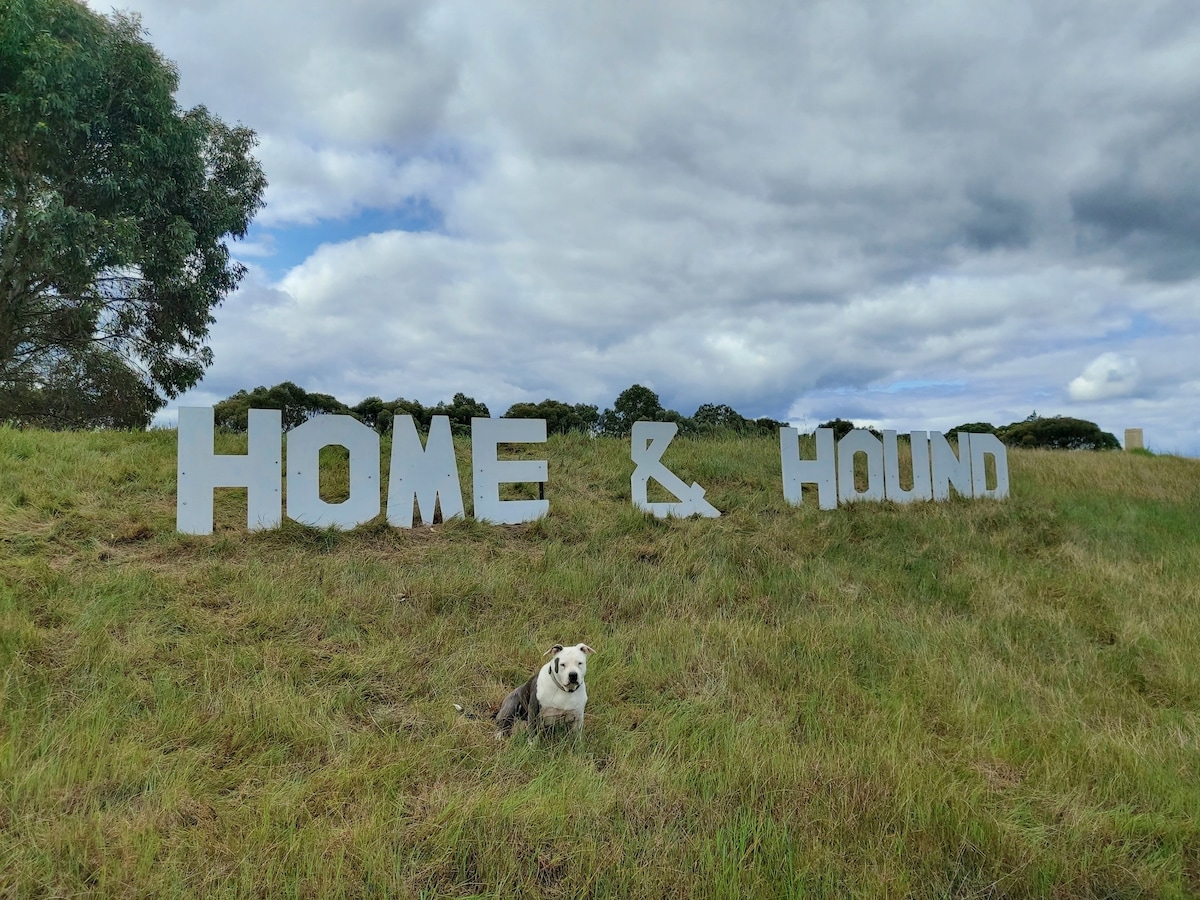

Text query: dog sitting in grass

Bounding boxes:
[494,643,594,740]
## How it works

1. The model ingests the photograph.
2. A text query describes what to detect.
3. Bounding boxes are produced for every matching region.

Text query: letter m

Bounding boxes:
[386,415,465,527]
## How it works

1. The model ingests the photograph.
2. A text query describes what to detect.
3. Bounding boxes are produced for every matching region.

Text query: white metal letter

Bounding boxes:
[385,415,465,527]
[287,415,380,529]
[968,432,1010,500]
[780,427,837,510]
[472,418,549,524]
[838,429,886,504]
[631,421,720,518]
[930,431,974,501]
[883,430,933,503]
[176,407,281,535]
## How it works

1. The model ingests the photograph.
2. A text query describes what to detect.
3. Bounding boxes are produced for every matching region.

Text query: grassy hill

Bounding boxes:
[2,425,1199,898]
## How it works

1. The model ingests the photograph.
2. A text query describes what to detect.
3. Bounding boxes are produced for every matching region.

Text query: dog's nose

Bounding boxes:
[568,672,578,683]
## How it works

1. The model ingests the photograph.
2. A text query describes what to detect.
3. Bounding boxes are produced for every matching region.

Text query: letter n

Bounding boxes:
[176,407,281,534]
[930,431,974,501]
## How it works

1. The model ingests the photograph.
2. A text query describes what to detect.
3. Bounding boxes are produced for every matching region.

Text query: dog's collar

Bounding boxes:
[548,657,580,692]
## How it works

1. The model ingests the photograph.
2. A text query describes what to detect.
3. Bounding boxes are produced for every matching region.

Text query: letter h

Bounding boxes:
[176,407,282,534]
[780,427,838,510]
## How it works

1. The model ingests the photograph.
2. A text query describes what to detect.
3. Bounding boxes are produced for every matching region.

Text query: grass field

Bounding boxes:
[2,425,1199,898]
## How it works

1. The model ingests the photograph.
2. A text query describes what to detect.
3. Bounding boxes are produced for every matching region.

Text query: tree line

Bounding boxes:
[947,412,1120,451]
[211,383,1120,450]
[805,413,1119,451]
[212,382,786,438]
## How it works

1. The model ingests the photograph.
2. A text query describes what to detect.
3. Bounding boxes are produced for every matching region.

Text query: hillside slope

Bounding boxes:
[2,427,1199,898]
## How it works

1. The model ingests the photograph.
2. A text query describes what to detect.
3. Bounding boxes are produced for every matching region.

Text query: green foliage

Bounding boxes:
[221,382,788,442]
[348,392,490,436]
[502,398,600,435]
[598,383,668,436]
[692,402,750,433]
[596,383,720,437]
[436,391,490,435]
[3,428,1200,897]
[818,417,885,440]
[754,415,787,433]
[350,395,387,429]
[950,421,998,435]
[999,415,1121,451]
[3,347,159,429]
[0,0,266,428]
[214,382,349,432]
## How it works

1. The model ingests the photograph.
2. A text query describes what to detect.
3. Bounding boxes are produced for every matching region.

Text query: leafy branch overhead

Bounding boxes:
[0,0,266,429]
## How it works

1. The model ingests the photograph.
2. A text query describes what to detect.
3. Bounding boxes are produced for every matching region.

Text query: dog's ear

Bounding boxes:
[543,644,564,657]
[579,644,595,655]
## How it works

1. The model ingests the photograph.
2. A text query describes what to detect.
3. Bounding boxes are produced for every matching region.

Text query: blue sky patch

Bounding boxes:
[238,198,444,279]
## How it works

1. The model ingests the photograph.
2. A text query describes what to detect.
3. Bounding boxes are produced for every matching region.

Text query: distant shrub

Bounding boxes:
[999,415,1120,451]
[819,418,881,440]
[503,399,600,435]
[949,422,998,435]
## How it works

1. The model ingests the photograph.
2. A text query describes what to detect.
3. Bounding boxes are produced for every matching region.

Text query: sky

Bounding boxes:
[90,0,1200,453]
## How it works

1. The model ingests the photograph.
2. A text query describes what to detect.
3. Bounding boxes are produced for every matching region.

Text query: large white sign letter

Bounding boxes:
[837,429,886,504]
[472,417,549,525]
[631,421,720,518]
[780,427,837,510]
[930,431,974,501]
[177,406,281,535]
[287,415,380,529]
[386,415,465,527]
[968,432,1010,500]
[883,430,933,503]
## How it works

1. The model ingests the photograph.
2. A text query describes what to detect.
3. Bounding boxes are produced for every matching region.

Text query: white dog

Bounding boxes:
[495,643,594,739]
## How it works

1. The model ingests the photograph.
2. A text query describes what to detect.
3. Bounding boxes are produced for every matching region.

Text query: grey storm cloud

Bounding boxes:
[93,0,1200,453]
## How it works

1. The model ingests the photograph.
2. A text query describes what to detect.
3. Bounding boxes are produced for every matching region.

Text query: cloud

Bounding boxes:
[81,0,1200,454]
[1068,353,1143,402]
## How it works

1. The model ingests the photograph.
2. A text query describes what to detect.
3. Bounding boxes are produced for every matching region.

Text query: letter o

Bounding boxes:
[287,415,381,529]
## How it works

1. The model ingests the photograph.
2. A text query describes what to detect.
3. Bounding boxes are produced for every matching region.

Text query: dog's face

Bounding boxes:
[546,643,594,693]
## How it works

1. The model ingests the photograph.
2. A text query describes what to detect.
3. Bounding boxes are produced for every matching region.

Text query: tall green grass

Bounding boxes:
[2,426,1199,897]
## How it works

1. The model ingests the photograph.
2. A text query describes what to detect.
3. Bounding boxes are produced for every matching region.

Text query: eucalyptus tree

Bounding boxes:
[0,0,266,427]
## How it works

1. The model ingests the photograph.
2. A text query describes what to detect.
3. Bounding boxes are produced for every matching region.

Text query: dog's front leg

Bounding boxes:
[526,693,542,745]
